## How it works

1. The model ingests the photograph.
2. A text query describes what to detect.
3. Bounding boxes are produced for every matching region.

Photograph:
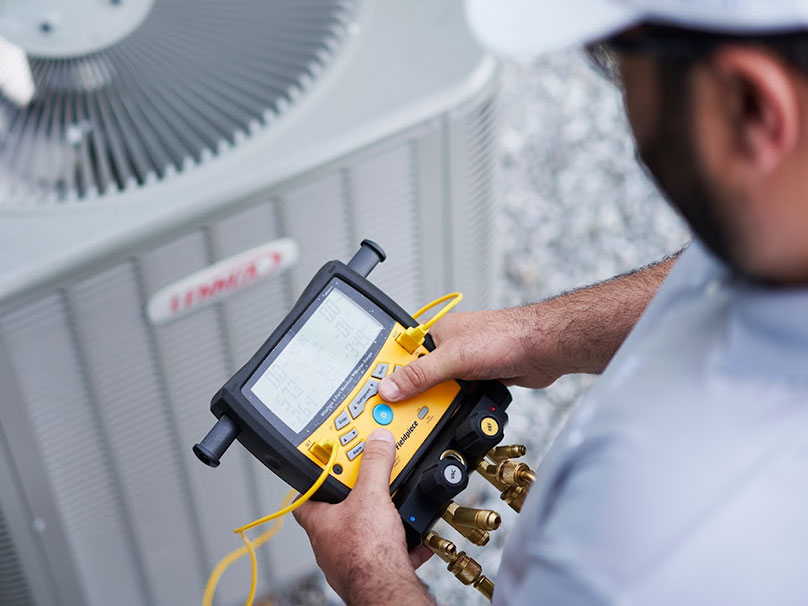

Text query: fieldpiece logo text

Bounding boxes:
[396,421,418,450]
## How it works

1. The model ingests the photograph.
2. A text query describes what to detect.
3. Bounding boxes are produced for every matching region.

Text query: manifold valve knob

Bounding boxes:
[454,412,504,458]
[419,457,468,504]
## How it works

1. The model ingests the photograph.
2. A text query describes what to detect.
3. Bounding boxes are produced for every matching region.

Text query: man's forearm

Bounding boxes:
[378,250,685,400]
[346,573,434,606]
[526,250,683,375]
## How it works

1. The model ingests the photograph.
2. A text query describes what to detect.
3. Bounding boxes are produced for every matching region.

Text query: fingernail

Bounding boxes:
[369,428,394,444]
[380,377,400,401]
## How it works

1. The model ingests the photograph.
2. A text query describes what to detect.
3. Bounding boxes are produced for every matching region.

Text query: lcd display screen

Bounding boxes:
[249,288,383,433]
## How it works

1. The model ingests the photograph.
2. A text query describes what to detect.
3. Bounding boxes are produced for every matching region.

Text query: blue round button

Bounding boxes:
[372,403,394,426]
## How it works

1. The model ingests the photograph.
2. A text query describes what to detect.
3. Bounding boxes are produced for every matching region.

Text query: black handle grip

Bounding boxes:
[194,415,239,468]
[347,239,386,277]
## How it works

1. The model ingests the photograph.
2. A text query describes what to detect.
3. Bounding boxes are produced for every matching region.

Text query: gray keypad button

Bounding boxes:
[346,441,365,461]
[371,363,389,379]
[364,379,379,397]
[340,428,358,446]
[348,400,363,419]
[334,410,350,430]
[348,379,380,419]
[417,406,429,419]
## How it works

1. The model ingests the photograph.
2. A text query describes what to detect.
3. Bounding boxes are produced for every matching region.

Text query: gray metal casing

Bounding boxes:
[0,2,501,605]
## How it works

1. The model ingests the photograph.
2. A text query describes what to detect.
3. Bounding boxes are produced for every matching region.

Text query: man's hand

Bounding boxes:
[379,254,680,403]
[380,307,567,403]
[293,429,434,606]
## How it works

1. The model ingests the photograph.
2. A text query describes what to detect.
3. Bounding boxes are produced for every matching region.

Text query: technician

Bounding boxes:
[293,1,808,604]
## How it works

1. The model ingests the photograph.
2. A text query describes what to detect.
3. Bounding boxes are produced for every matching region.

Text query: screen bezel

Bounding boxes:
[241,277,395,445]
[213,257,472,506]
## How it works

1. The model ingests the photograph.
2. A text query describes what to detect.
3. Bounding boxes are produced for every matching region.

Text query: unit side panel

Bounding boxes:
[275,174,360,582]
[0,499,35,606]
[349,142,423,312]
[281,173,352,297]
[446,84,501,311]
[411,125,450,303]
[211,200,317,589]
[69,262,204,605]
[212,201,290,367]
[139,233,257,606]
[0,296,146,606]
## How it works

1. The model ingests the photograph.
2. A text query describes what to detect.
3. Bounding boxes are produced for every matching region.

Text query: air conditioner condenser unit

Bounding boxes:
[0,1,501,605]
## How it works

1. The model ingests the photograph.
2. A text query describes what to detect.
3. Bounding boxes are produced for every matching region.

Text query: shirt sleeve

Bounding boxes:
[493,418,686,606]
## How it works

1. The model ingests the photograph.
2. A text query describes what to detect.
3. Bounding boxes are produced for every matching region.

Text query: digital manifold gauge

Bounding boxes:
[194,240,512,548]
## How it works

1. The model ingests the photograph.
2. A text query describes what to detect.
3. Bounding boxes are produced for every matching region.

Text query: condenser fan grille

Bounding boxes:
[0,0,354,206]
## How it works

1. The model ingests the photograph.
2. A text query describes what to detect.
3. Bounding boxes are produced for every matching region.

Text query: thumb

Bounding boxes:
[379,350,457,402]
[352,429,395,496]
[292,498,328,532]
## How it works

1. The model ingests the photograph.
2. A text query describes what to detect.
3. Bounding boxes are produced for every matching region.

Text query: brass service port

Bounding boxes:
[478,457,536,490]
[441,503,491,546]
[424,531,456,562]
[476,460,507,491]
[487,444,527,461]
[444,502,501,531]
[496,459,536,488]
[500,485,528,513]
[451,524,490,546]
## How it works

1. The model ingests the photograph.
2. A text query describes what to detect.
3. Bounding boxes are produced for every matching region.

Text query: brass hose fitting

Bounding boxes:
[500,485,528,513]
[441,502,491,546]
[424,531,495,601]
[447,551,495,601]
[474,575,496,601]
[424,531,456,562]
[476,460,507,491]
[496,459,536,488]
[444,502,501,531]
[487,444,527,461]
[520,468,537,485]
[477,458,536,491]
[450,524,490,546]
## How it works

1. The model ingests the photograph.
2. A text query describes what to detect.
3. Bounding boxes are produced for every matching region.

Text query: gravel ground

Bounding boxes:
[288,49,690,605]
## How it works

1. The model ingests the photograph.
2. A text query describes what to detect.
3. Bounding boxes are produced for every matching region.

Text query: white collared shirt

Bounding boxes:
[496,241,808,605]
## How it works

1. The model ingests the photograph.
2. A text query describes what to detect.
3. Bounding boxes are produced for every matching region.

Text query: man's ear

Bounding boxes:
[711,46,800,174]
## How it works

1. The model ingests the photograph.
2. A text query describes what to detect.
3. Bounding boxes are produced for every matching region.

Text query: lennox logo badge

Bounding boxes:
[147,238,298,325]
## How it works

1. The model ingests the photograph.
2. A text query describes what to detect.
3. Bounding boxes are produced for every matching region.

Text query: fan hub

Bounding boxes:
[0,0,154,57]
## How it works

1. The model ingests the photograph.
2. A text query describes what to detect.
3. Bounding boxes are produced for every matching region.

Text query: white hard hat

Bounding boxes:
[465,0,808,60]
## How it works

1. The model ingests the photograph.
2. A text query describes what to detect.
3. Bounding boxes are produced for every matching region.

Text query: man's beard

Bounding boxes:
[635,63,741,272]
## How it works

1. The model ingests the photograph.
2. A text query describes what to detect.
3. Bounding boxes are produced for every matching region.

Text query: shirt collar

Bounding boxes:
[698,243,808,383]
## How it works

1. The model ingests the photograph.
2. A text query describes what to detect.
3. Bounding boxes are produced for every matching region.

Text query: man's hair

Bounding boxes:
[642,23,808,76]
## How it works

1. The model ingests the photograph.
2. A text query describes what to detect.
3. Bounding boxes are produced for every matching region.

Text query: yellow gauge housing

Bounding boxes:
[299,322,461,489]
